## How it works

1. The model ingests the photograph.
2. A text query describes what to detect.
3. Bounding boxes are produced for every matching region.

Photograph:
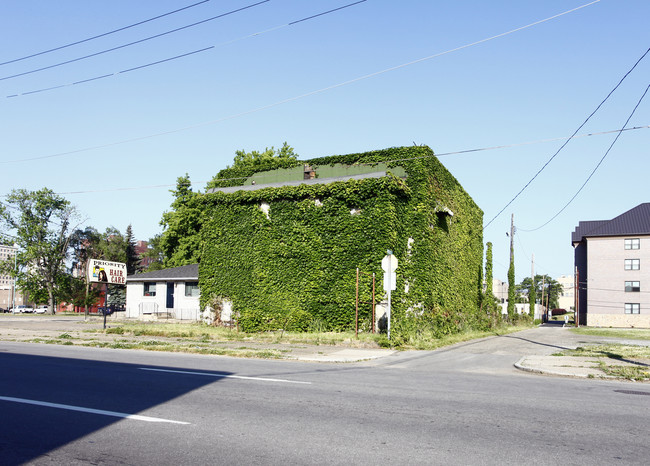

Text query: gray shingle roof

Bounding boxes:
[572,203,650,243]
[127,264,198,282]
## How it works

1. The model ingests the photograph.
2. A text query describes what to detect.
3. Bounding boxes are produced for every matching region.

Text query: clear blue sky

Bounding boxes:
[1,0,648,283]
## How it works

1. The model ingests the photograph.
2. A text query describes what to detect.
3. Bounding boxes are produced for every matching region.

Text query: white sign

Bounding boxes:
[88,259,127,285]
[383,272,396,292]
[381,254,398,272]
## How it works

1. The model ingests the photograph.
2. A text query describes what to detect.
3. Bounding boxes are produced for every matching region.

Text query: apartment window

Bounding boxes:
[625,259,640,270]
[625,303,640,314]
[624,238,640,250]
[625,281,640,292]
[143,283,156,297]
[185,281,199,297]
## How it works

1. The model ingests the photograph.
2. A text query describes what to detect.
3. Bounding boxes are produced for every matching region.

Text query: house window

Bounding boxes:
[624,259,640,270]
[625,281,640,292]
[625,303,640,314]
[185,282,199,297]
[143,283,156,297]
[624,238,640,250]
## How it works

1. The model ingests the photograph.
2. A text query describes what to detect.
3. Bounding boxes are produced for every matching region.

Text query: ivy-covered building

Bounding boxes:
[188,146,484,332]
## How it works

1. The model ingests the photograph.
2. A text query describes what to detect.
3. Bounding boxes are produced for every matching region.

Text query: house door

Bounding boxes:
[166,282,174,309]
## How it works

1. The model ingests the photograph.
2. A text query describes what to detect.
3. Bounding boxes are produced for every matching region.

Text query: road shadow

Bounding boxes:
[0,351,234,465]
[502,334,572,351]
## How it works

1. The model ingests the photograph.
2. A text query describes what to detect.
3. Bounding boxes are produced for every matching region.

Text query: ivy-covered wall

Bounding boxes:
[195,146,484,332]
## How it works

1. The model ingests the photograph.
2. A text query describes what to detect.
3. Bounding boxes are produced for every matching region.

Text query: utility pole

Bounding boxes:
[575,266,579,327]
[506,214,516,321]
[541,275,546,321]
[509,214,515,265]
[531,253,535,319]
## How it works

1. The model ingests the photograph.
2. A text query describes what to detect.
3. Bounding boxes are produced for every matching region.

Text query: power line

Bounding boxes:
[0,0,271,82]
[0,123,645,196]
[0,0,601,163]
[520,82,650,232]
[6,1,367,100]
[0,0,211,67]
[483,45,650,231]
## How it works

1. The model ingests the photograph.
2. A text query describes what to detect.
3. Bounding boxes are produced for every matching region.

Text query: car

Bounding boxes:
[1,307,9,313]
[34,305,48,314]
[11,305,34,313]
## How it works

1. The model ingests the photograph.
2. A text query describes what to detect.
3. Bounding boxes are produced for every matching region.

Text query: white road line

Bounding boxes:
[0,396,189,425]
[140,367,312,384]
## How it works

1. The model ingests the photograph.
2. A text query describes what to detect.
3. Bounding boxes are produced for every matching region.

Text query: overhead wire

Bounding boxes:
[0,0,271,82]
[483,45,650,231]
[5,0,367,100]
[0,123,645,195]
[520,81,650,232]
[0,0,601,163]
[0,0,211,66]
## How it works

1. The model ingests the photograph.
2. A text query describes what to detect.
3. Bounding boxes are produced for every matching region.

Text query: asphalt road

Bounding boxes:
[1,327,648,465]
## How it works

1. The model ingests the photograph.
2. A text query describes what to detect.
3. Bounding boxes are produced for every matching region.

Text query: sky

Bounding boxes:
[1,0,648,283]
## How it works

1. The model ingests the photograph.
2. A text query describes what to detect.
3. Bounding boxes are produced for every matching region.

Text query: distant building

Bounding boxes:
[134,240,155,270]
[572,203,650,328]
[556,274,575,311]
[492,278,508,305]
[0,244,25,310]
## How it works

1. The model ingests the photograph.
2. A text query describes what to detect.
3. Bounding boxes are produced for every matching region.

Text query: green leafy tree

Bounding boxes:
[484,242,500,324]
[528,276,537,318]
[231,142,298,169]
[59,274,102,311]
[507,244,516,321]
[69,226,105,316]
[517,275,563,311]
[159,174,202,267]
[0,188,77,313]
[99,227,128,263]
[142,233,165,271]
[125,224,141,275]
[161,146,299,266]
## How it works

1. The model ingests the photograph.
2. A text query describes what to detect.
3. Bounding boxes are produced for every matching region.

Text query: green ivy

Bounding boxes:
[166,146,484,332]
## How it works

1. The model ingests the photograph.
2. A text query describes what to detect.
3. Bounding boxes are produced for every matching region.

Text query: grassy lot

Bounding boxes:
[77,320,534,351]
[569,327,650,340]
[555,328,650,380]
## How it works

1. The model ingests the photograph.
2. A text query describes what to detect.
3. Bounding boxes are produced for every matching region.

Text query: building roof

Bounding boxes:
[127,264,198,282]
[207,172,389,194]
[572,203,650,243]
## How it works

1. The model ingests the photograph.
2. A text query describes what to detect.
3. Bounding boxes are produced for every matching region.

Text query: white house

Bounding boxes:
[126,264,200,320]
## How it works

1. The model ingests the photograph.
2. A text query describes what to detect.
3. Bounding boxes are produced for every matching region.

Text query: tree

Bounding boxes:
[69,226,105,316]
[231,142,298,169]
[59,274,102,311]
[517,275,563,311]
[484,242,500,324]
[69,226,102,274]
[160,145,299,267]
[142,233,165,271]
[159,174,202,267]
[125,224,141,275]
[528,275,537,319]
[0,188,77,314]
[507,244,516,321]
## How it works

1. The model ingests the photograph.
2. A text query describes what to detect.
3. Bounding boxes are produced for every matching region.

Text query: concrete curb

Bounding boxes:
[293,348,397,363]
[514,355,648,380]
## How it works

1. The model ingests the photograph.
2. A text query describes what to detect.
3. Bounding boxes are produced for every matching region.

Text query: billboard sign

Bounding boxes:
[88,259,127,285]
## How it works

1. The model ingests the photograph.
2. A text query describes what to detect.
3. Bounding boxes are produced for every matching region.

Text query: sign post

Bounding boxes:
[87,259,126,329]
[381,250,398,340]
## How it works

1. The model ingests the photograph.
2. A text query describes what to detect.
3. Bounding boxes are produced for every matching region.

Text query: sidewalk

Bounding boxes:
[513,323,650,380]
[515,355,648,379]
